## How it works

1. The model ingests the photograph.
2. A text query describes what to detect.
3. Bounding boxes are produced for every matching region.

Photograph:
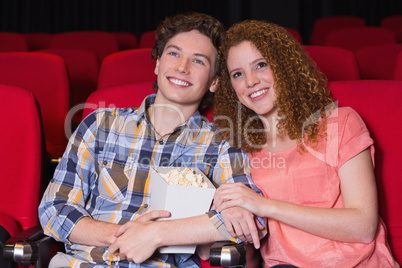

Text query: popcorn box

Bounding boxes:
[150,167,216,254]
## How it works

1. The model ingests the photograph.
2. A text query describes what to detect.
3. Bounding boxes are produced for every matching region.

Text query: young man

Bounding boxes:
[39,12,265,267]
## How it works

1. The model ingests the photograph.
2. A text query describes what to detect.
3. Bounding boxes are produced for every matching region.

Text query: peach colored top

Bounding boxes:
[251,107,399,267]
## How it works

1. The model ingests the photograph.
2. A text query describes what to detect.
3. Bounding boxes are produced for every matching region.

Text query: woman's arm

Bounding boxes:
[214,148,378,243]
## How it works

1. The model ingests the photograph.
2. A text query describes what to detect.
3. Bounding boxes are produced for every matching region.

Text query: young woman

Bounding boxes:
[212,20,399,267]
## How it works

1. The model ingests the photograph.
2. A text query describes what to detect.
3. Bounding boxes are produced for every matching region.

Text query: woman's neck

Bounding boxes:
[260,113,297,152]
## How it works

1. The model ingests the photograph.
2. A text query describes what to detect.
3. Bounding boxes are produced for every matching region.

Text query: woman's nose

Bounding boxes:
[246,72,259,88]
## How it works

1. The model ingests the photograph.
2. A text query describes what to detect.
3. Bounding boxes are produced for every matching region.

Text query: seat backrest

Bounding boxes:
[285,28,302,44]
[113,32,138,50]
[381,15,402,30]
[0,52,70,159]
[328,80,402,264]
[51,31,119,63]
[139,30,156,48]
[24,33,53,50]
[82,82,155,119]
[310,16,366,45]
[356,44,402,80]
[0,85,43,234]
[38,48,100,108]
[303,45,360,81]
[325,27,396,52]
[97,48,156,89]
[0,32,28,52]
[394,52,402,80]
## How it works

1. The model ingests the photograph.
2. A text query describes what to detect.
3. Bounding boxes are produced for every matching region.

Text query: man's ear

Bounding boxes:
[154,58,160,75]
[209,78,219,93]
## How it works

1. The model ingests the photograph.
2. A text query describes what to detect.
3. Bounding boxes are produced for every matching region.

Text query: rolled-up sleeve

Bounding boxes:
[38,112,97,243]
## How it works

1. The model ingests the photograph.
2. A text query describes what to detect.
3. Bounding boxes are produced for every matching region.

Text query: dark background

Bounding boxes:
[1,0,401,45]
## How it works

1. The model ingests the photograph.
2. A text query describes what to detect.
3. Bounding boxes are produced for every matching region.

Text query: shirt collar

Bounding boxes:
[136,94,206,137]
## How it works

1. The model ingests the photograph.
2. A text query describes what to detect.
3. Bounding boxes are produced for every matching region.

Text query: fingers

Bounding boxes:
[109,240,119,255]
[137,210,171,222]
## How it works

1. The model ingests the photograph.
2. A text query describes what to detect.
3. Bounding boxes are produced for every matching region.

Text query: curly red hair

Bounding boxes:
[214,20,335,153]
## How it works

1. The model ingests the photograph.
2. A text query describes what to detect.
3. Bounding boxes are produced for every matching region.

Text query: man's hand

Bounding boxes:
[220,207,263,249]
[108,210,171,263]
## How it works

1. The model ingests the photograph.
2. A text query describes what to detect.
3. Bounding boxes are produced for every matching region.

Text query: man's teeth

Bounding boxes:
[250,89,268,98]
[170,78,190,86]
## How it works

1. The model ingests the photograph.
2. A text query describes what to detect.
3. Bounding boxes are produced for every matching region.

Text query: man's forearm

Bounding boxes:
[68,217,121,247]
[156,214,224,247]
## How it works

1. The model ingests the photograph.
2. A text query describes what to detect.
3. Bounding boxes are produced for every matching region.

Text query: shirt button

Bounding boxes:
[159,140,164,145]
[143,204,149,208]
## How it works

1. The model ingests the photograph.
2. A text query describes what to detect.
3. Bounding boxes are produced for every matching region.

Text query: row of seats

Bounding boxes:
[1,80,401,266]
[304,44,402,81]
[310,15,402,45]
[0,30,156,56]
[0,42,401,162]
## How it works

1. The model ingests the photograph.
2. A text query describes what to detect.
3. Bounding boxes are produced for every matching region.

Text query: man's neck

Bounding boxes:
[147,103,196,137]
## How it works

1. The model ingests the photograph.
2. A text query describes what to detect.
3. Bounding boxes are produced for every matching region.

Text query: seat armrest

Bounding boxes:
[209,241,246,267]
[2,225,64,268]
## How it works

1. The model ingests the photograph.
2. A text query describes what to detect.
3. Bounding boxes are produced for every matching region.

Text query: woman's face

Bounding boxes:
[227,40,277,118]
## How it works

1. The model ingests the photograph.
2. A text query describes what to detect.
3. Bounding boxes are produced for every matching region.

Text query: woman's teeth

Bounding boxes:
[250,89,268,98]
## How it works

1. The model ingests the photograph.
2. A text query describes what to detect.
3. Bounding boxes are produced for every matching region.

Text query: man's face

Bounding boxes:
[154,30,218,109]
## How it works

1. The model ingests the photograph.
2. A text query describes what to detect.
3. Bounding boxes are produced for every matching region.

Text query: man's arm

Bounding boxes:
[38,112,98,243]
[68,217,120,247]
[109,212,223,263]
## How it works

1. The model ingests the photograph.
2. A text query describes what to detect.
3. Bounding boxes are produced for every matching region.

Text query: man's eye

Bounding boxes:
[194,59,204,65]
[168,51,178,57]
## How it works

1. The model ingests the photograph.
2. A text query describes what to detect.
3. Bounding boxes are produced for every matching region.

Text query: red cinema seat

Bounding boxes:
[139,30,156,48]
[310,16,366,45]
[24,33,53,50]
[82,82,155,119]
[394,52,402,80]
[0,52,70,160]
[325,27,396,52]
[51,31,119,63]
[381,15,402,43]
[39,48,100,120]
[0,85,43,237]
[329,80,402,265]
[304,45,360,81]
[0,32,28,52]
[84,82,214,123]
[98,48,156,89]
[356,44,402,80]
[113,32,138,50]
[286,28,302,44]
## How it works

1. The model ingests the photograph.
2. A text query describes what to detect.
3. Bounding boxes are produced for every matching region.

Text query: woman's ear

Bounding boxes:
[154,58,160,75]
[209,78,219,93]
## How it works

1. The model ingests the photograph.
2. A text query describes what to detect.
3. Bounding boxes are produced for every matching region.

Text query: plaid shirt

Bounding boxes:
[39,94,265,267]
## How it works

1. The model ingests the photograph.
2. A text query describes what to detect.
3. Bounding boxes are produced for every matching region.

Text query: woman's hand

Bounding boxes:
[214,182,266,216]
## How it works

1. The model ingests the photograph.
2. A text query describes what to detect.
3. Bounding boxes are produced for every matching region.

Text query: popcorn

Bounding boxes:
[160,168,208,188]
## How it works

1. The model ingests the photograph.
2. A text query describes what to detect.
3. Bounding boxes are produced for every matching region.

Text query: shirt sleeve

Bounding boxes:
[335,107,374,170]
[38,111,99,243]
[208,142,268,243]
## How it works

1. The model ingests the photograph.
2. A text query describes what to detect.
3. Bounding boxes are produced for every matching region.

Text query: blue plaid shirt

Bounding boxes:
[39,94,265,267]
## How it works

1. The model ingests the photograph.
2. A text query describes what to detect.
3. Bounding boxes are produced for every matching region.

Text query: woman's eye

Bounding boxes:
[256,61,268,69]
[232,72,242,79]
